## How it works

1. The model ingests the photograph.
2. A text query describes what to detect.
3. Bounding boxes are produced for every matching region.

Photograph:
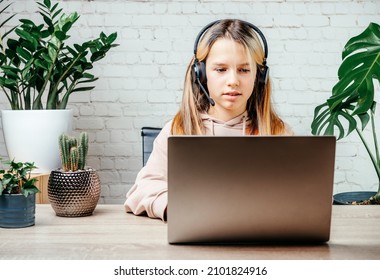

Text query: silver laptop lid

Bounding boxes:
[168,136,336,244]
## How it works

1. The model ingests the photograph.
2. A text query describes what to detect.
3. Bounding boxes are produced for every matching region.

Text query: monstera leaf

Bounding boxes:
[312,22,380,139]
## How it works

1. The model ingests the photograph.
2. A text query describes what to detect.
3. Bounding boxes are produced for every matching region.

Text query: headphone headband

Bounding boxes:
[193,19,268,64]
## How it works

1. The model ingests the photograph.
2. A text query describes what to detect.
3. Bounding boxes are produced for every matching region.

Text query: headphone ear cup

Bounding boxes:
[193,61,207,85]
[257,65,269,90]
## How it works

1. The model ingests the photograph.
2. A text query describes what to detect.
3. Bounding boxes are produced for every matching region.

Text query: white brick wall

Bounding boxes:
[1,0,380,203]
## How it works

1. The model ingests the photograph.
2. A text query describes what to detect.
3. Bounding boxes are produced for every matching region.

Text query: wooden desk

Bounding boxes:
[1,205,379,260]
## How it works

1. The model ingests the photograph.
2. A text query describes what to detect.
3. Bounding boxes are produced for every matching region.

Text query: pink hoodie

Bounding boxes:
[124,111,291,221]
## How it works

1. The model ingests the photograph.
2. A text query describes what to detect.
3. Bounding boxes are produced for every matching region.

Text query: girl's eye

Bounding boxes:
[215,68,226,72]
[239,68,251,73]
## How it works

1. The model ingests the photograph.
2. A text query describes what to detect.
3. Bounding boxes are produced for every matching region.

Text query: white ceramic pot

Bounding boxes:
[1,109,73,173]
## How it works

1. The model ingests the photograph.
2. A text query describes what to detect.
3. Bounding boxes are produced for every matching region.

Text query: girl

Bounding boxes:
[124,19,292,221]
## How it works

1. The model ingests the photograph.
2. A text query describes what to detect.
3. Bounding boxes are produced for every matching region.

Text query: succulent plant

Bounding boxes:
[59,132,88,172]
[0,0,118,110]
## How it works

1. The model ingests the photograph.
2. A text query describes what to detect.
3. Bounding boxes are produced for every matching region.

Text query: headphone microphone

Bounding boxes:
[192,19,269,106]
[196,76,215,106]
[195,69,215,106]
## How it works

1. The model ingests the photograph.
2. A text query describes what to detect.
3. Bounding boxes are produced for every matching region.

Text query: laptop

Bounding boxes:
[167,136,336,244]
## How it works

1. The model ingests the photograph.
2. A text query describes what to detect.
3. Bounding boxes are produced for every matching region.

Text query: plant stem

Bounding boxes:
[59,80,78,109]
[47,53,83,109]
[370,109,380,168]
[370,109,380,196]
[1,86,12,106]
[355,127,380,185]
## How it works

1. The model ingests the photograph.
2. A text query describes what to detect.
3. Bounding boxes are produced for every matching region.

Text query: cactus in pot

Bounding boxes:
[59,132,88,172]
[48,131,100,217]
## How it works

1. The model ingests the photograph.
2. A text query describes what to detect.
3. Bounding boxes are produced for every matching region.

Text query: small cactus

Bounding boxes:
[59,132,89,172]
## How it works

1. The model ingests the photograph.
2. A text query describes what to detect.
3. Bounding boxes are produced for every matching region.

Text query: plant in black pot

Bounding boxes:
[48,132,101,217]
[311,22,380,205]
[0,160,39,228]
[0,0,118,172]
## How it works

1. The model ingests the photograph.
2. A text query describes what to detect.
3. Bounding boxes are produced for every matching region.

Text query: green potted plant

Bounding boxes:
[311,22,380,205]
[48,131,101,217]
[0,159,39,228]
[0,0,118,172]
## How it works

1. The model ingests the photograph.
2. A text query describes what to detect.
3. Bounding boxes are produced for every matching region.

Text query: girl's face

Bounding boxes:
[205,38,256,121]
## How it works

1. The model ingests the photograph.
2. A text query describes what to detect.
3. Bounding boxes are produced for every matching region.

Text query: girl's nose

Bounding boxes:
[227,70,239,87]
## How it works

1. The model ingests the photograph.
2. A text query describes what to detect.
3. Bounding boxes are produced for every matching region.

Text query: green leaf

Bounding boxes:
[43,0,51,9]
[90,51,105,62]
[48,25,54,35]
[50,2,59,13]
[66,46,78,57]
[34,59,48,70]
[330,22,380,114]
[357,112,370,131]
[78,77,98,84]
[54,30,66,41]
[41,52,52,63]
[62,21,73,33]
[311,102,357,140]
[42,13,52,27]
[2,68,18,79]
[20,40,36,53]
[48,44,57,61]
[16,46,32,61]
[74,44,84,53]
[41,30,50,39]
[0,13,15,30]
[106,32,118,44]
[52,8,63,20]
[71,86,95,93]
[6,38,19,50]
[82,73,95,79]
[1,26,17,42]
[22,60,34,79]
[0,77,16,90]
[15,29,38,50]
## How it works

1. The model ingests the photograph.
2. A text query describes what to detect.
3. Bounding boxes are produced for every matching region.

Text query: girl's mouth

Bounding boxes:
[223,91,241,96]
[223,92,242,99]
[222,91,242,101]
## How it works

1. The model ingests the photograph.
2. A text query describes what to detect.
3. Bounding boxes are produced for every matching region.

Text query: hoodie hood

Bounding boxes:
[200,111,250,136]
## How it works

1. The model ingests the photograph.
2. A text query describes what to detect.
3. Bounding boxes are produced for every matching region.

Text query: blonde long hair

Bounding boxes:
[172,19,285,135]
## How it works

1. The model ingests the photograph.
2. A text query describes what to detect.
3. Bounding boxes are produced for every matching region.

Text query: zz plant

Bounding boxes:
[311,22,380,204]
[0,160,39,197]
[59,132,88,172]
[0,0,118,110]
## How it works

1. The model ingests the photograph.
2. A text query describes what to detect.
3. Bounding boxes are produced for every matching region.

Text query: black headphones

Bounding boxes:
[192,19,269,106]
